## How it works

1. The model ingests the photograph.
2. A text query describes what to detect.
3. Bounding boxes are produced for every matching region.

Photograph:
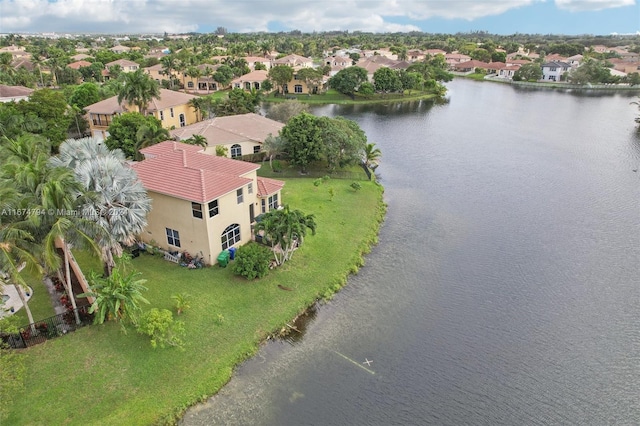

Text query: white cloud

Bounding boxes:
[555,0,636,12]
[0,0,634,34]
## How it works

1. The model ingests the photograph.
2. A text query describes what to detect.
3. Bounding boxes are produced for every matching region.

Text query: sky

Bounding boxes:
[0,0,638,36]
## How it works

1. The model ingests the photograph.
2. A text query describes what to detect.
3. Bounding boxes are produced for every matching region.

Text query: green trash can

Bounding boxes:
[217,250,230,267]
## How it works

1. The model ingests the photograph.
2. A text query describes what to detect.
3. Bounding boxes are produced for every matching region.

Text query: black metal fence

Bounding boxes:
[1,307,93,349]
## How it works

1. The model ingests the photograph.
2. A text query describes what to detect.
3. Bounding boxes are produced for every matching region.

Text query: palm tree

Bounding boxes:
[117,69,161,116]
[262,134,285,171]
[134,122,170,160]
[58,142,151,277]
[361,142,382,181]
[160,55,178,89]
[0,226,41,332]
[183,134,208,148]
[254,205,316,266]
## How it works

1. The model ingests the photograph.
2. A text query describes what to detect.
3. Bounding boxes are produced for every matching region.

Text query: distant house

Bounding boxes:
[244,56,272,70]
[85,88,199,140]
[541,61,571,82]
[67,60,92,70]
[109,45,131,54]
[105,59,139,73]
[445,53,472,67]
[0,84,34,102]
[231,70,269,91]
[496,64,521,79]
[130,141,285,265]
[566,54,583,68]
[452,60,491,73]
[70,53,92,61]
[183,63,221,92]
[170,113,284,159]
[272,54,314,68]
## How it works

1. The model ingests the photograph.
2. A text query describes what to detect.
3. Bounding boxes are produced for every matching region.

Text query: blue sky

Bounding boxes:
[0,0,638,35]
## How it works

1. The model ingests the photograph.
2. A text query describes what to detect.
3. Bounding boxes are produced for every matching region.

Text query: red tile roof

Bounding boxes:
[256,177,285,197]
[130,141,261,203]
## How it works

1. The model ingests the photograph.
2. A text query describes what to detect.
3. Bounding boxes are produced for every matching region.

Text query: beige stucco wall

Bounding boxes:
[139,173,260,265]
[199,141,261,158]
[152,104,198,129]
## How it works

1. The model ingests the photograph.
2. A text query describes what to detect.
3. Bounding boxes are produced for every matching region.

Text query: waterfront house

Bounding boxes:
[541,61,571,82]
[130,141,285,265]
[85,89,199,140]
[231,70,269,91]
[170,113,284,159]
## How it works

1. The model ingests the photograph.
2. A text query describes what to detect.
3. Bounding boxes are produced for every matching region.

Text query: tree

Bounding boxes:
[280,112,323,173]
[262,133,285,170]
[296,67,323,94]
[137,308,185,349]
[81,267,149,325]
[358,82,375,97]
[15,89,73,151]
[69,82,101,109]
[105,112,162,159]
[373,67,403,93]
[117,69,160,116]
[568,58,614,84]
[254,205,316,266]
[265,99,309,123]
[513,62,542,81]
[135,121,170,160]
[317,116,367,171]
[398,70,424,94]
[212,64,234,89]
[390,45,408,61]
[361,142,382,180]
[183,134,208,148]
[51,137,152,277]
[267,65,294,94]
[212,88,261,117]
[231,242,273,279]
[329,66,368,97]
[160,55,178,89]
[491,51,507,63]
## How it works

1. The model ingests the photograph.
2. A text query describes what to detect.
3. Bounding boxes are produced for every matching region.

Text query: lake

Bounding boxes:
[181,79,640,425]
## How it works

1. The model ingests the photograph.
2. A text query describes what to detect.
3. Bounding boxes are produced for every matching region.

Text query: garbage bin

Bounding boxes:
[228,247,236,260]
[217,250,230,267]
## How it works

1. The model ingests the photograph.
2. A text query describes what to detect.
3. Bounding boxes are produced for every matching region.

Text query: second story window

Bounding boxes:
[192,202,203,219]
[170,107,174,118]
[208,200,219,217]
[159,111,164,121]
[237,188,243,204]
[248,183,253,194]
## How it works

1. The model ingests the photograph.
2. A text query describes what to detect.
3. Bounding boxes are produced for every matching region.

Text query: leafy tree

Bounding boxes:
[81,267,149,325]
[105,112,162,159]
[513,62,543,81]
[373,67,403,93]
[254,205,316,266]
[69,82,101,109]
[15,89,73,151]
[317,116,367,170]
[212,64,234,89]
[268,65,294,94]
[137,308,185,349]
[329,66,368,97]
[358,82,375,96]
[117,69,160,116]
[296,67,323,94]
[491,51,507,63]
[398,70,424,94]
[231,242,273,279]
[280,112,323,173]
[470,48,492,62]
[568,58,615,84]
[265,99,309,123]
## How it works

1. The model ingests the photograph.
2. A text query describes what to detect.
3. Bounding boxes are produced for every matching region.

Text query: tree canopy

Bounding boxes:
[329,66,368,97]
[105,112,163,159]
[280,112,324,172]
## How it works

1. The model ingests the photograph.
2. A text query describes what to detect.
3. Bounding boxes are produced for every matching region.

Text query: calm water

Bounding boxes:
[182,80,640,425]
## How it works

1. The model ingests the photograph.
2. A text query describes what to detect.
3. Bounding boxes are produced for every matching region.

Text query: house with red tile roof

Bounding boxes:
[170,113,284,159]
[231,70,269,91]
[85,88,199,140]
[130,141,284,265]
[67,60,92,70]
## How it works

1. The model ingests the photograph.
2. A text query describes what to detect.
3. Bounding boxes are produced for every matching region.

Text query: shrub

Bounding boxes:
[171,293,191,315]
[231,242,273,280]
[350,181,362,191]
[137,308,185,349]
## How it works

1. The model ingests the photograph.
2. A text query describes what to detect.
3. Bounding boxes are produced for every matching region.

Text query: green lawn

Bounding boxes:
[6,178,385,425]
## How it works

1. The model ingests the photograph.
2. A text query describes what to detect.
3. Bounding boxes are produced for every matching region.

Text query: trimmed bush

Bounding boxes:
[231,242,273,280]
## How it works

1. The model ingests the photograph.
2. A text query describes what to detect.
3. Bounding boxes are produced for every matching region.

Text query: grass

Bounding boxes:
[264,88,438,104]
[8,268,56,324]
[6,177,385,425]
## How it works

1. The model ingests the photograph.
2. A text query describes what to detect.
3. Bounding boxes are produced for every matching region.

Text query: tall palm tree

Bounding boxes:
[183,134,208,148]
[262,134,285,171]
[117,69,161,116]
[134,122,170,160]
[54,138,151,277]
[361,142,382,181]
[160,55,178,89]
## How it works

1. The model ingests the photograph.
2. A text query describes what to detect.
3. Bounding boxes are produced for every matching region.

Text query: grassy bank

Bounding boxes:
[6,178,385,425]
[264,89,438,105]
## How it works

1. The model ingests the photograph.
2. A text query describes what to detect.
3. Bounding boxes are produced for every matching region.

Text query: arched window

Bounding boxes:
[231,144,242,158]
[221,224,240,250]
